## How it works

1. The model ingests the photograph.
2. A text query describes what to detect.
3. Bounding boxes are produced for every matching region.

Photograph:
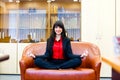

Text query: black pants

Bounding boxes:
[34,57,82,69]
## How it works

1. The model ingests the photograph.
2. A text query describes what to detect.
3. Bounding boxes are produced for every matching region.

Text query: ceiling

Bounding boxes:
[0,0,44,2]
[0,0,80,3]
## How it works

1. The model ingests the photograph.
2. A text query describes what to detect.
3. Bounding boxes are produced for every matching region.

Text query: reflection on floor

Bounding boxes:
[0,74,111,80]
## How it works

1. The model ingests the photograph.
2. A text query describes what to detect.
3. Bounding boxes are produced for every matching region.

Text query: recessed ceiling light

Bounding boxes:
[16,0,20,3]
[9,0,13,2]
[73,0,78,2]
[51,0,55,1]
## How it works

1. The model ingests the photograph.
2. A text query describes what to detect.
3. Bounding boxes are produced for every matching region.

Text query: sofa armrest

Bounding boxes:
[19,56,34,80]
[89,56,101,80]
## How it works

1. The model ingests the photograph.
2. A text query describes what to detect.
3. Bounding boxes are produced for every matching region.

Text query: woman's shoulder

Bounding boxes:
[46,38,51,42]
[47,37,54,43]
[63,37,70,41]
[47,37,70,42]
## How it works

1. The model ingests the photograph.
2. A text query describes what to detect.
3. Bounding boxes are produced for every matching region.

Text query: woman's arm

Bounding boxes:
[65,39,87,59]
[28,39,50,59]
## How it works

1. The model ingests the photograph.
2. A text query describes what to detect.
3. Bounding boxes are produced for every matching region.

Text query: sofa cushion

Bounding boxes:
[25,67,96,80]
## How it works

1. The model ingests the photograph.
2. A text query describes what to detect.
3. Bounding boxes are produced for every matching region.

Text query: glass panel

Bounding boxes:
[8,10,18,43]
[10,9,47,43]
[50,1,81,41]
[0,0,81,43]
[0,6,13,43]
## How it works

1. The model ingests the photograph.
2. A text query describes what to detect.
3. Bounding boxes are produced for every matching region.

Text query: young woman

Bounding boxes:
[29,20,87,69]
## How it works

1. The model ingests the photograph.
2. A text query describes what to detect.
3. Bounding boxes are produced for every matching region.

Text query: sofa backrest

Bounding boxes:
[22,42,101,68]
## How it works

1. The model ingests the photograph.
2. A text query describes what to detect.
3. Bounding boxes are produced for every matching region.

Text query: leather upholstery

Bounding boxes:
[19,42,101,80]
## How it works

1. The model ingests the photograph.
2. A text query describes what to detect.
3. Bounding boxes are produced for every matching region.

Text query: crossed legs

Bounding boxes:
[34,57,82,69]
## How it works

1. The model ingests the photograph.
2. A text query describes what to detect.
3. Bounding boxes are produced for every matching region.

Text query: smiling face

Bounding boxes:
[54,26,63,35]
[51,20,66,39]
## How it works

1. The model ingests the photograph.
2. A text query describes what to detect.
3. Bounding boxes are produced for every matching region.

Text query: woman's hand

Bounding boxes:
[28,53,36,58]
[81,53,88,59]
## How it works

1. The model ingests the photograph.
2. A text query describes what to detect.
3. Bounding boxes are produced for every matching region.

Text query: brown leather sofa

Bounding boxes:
[19,42,101,80]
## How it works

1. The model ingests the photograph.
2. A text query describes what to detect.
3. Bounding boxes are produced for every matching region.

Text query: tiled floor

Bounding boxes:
[100,77,111,80]
[0,74,20,80]
[0,74,111,80]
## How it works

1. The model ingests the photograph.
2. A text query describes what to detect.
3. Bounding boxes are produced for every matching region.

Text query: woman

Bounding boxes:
[29,20,87,69]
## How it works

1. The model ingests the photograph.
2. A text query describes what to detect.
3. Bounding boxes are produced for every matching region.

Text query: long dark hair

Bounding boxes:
[49,20,67,40]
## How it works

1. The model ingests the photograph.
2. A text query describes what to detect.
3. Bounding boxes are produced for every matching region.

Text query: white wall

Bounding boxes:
[81,0,117,77]
[0,43,17,74]
[81,0,98,43]
[116,0,120,36]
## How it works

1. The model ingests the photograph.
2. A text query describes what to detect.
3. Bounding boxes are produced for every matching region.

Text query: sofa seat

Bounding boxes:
[25,67,96,80]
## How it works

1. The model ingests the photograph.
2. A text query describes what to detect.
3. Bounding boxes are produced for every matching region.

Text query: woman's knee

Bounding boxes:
[74,57,82,65]
[34,58,43,65]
